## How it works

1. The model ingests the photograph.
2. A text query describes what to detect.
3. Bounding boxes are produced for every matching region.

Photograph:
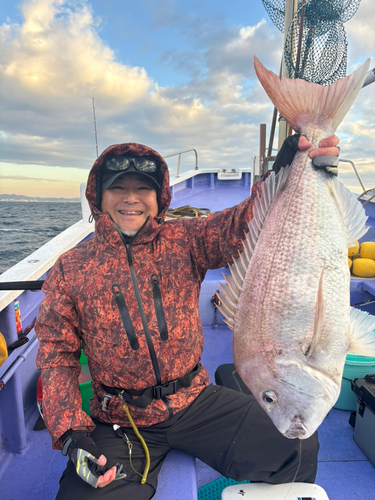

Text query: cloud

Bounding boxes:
[0,0,278,171]
[0,0,374,199]
[346,0,375,63]
[2,0,151,102]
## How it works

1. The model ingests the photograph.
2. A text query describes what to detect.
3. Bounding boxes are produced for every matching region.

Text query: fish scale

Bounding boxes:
[218,57,375,439]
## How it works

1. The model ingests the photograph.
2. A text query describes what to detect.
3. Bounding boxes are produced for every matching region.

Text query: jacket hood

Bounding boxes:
[86,142,171,221]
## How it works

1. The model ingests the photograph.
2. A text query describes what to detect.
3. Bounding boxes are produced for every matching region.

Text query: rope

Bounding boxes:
[357,188,375,206]
[166,205,210,218]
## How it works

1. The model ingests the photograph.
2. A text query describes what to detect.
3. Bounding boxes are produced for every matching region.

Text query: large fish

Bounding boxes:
[218,57,375,439]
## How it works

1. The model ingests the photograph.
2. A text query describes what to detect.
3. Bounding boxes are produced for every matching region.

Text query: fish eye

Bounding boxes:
[263,391,277,404]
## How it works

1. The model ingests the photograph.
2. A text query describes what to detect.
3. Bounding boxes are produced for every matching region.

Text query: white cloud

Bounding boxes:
[2,0,151,103]
[346,0,375,64]
[0,0,374,197]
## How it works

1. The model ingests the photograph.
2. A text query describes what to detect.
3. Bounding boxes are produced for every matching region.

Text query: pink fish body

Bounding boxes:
[219,57,375,439]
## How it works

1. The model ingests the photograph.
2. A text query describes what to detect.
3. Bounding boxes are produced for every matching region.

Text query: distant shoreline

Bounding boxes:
[0,195,80,203]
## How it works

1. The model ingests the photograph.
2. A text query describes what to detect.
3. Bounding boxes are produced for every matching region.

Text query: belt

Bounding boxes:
[102,363,202,409]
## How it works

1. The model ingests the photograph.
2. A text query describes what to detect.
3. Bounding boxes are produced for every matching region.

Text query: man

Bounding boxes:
[36,135,339,499]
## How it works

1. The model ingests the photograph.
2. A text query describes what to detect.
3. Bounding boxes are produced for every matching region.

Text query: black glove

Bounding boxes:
[61,430,126,488]
[263,133,339,180]
[272,133,301,176]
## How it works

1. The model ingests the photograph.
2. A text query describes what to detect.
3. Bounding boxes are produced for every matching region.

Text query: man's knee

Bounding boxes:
[259,432,319,484]
[227,431,319,484]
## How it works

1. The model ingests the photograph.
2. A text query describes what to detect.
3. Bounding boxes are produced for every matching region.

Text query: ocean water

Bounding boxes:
[0,202,82,275]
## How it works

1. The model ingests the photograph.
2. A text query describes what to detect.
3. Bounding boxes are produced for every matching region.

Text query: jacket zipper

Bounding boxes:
[116,221,172,417]
[125,242,162,386]
[111,285,139,350]
[150,274,168,341]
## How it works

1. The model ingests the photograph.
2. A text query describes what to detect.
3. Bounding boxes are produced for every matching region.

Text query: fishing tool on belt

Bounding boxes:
[113,423,150,483]
[101,364,201,483]
[112,393,150,485]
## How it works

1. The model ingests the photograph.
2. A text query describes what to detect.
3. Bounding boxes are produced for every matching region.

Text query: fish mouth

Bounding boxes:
[284,423,307,439]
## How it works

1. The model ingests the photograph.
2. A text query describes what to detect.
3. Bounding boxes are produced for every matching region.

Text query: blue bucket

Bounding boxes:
[334,353,375,411]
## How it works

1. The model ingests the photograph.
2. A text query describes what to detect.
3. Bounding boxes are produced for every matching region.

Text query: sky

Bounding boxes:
[0,0,374,199]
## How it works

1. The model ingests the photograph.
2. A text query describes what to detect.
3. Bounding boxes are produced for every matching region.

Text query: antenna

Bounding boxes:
[92,97,99,158]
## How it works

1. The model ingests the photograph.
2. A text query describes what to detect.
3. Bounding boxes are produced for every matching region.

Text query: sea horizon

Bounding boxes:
[0,201,83,273]
[0,195,81,203]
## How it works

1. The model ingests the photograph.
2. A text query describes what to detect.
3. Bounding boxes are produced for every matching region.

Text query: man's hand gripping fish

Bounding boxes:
[218,57,375,440]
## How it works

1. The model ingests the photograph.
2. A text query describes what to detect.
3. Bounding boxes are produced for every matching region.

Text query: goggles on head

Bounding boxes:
[105,156,157,173]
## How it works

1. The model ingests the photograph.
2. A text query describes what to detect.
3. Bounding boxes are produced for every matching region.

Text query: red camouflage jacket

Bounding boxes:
[36,142,260,449]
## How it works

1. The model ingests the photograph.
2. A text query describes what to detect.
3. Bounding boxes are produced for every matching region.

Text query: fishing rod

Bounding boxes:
[351,298,375,308]
[92,97,99,158]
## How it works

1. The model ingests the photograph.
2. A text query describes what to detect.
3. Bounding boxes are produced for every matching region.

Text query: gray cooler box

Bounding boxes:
[351,374,375,466]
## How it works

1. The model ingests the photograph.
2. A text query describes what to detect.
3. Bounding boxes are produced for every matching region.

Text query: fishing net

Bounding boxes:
[261,0,361,32]
[261,0,361,85]
[285,0,348,85]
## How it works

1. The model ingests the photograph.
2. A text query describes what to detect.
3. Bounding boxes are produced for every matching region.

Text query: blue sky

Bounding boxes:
[0,0,374,198]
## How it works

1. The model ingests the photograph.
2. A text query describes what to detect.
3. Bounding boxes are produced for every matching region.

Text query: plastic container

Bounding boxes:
[352,375,375,466]
[221,482,329,500]
[79,351,93,416]
[334,353,375,411]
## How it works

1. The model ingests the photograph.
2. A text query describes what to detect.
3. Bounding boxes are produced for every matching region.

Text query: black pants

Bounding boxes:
[56,384,319,499]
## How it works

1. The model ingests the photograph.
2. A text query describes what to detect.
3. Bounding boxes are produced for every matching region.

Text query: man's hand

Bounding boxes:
[298,134,340,158]
[95,455,118,488]
[270,133,340,177]
[61,430,125,488]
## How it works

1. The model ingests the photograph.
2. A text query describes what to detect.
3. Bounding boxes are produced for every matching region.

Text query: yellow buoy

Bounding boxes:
[348,241,359,257]
[352,258,375,278]
[0,332,8,367]
[359,242,375,260]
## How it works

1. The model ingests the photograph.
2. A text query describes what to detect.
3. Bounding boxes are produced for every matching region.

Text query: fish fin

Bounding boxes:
[307,267,326,357]
[254,57,370,134]
[328,177,368,247]
[218,168,289,327]
[348,307,375,357]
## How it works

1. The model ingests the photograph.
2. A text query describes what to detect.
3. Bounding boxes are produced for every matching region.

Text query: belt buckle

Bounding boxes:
[153,379,179,399]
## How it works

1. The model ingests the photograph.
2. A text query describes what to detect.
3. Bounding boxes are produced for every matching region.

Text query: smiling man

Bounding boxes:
[101,165,160,237]
[36,138,340,499]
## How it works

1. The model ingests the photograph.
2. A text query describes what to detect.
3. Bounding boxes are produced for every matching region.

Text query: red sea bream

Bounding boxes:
[218,57,375,439]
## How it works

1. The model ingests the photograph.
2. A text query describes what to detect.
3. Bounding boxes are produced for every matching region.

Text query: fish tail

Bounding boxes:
[349,307,375,357]
[254,57,370,135]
